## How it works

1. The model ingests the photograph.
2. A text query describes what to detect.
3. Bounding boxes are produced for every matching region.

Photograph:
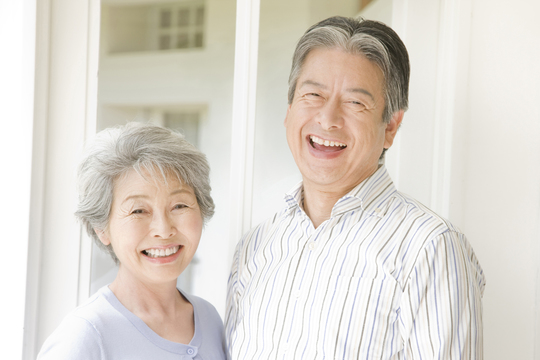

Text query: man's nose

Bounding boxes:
[151,211,177,239]
[317,98,344,130]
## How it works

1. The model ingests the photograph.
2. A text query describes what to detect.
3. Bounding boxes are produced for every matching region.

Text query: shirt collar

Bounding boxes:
[284,165,396,219]
[284,180,304,212]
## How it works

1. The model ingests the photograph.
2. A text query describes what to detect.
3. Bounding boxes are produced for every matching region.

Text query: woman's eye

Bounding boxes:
[174,204,187,210]
[131,209,144,214]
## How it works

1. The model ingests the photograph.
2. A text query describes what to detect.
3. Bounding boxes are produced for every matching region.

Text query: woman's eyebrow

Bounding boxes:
[170,188,193,196]
[121,194,148,204]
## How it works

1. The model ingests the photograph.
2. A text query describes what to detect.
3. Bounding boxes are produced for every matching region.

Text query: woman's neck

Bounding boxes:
[109,267,194,344]
[109,269,180,314]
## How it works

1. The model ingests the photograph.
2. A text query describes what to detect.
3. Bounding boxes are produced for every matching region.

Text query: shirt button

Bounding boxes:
[374,208,381,213]
[187,348,195,355]
[308,241,316,250]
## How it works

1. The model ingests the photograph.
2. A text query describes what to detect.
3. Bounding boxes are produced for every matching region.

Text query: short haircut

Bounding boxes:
[288,16,410,123]
[75,122,215,262]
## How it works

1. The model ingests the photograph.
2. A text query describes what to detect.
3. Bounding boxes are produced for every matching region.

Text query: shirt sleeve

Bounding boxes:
[399,231,486,359]
[225,234,243,354]
[37,315,105,360]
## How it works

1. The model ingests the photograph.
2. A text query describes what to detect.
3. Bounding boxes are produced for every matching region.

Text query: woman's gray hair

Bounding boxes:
[75,122,215,262]
[288,16,410,123]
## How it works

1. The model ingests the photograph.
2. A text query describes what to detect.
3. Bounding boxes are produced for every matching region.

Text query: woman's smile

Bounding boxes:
[141,245,184,264]
[142,245,181,258]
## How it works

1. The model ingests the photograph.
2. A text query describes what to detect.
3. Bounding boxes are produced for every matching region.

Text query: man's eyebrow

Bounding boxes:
[300,80,327,89]
[301,80,375,100]
[347,87,375,100]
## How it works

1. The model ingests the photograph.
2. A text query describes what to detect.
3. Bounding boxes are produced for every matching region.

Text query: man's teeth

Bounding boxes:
[144,246,180,258]
[310,135,346,147]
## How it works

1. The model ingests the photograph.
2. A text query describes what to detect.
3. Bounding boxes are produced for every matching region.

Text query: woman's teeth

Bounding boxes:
[143,246,180,258]
[310,135,346,147]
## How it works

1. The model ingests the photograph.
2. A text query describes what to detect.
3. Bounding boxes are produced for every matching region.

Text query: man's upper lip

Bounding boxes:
[308,134,347,147]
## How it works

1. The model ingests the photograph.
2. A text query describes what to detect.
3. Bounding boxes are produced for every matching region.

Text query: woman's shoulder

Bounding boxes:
[182,291,222,324]
[36,286,117,359]
[37,302,107,359]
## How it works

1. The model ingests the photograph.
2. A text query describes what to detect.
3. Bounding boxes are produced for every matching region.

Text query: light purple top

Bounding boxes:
[38,286,227,360]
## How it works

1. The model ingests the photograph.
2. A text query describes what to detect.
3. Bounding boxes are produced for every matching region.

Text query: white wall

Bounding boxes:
[459,0,540,358]
[0,1,36,358]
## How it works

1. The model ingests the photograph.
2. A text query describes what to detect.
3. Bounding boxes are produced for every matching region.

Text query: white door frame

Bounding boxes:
[23,0,100,358]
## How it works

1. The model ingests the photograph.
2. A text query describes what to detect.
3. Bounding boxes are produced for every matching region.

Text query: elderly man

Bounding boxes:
[226,16,485,359]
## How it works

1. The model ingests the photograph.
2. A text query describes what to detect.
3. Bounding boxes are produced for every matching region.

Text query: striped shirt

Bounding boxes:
[225,165,485,359]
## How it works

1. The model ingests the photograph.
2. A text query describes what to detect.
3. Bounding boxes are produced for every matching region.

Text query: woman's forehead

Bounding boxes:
[113,167,190,198]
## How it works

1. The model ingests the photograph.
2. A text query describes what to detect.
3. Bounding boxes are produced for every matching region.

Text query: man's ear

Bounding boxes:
[94,228,111,246]
[384,110,404,149]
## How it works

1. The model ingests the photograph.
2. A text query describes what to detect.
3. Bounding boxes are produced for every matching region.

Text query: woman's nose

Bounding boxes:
[151,211,177,238]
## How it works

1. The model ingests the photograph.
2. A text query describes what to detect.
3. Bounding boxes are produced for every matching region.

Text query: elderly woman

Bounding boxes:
[38,123,227,359]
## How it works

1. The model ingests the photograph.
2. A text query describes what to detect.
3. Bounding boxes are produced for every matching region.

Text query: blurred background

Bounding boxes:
[2,0,540,359]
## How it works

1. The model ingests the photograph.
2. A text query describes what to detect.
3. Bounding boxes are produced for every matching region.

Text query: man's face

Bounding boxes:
[284,47,402,193]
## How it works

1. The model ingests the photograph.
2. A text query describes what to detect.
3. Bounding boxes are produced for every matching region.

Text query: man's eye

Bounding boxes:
[174,204,187,210]
[349,101,367,110]
[131,209,144,214]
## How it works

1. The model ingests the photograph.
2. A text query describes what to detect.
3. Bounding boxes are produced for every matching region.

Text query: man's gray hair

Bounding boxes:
[75,122,215,263]
[288,16,410,123]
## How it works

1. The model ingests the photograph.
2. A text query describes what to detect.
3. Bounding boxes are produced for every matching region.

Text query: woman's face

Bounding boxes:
[96,168,203,286]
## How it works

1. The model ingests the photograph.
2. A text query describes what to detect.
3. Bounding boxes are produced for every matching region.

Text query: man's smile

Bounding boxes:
[308,135,347,152]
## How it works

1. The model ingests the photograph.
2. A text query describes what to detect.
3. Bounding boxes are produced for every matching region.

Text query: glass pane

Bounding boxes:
[104,0,206,53]
[178,8,190,26]
[194,32,204,47]
[252,0,367,226]
[195,7,205,25]
[160,9,172,28]
[93,0,236,315]
[359,0,393,26]
[159,34,171,50]
[176,33,189,48]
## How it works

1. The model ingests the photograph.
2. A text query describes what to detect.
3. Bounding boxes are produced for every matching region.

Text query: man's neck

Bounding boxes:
[302,187,342,228]
[303,178,364,228]
[301,167,380,228]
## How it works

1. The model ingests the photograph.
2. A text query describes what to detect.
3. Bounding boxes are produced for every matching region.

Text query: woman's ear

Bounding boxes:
[94,228,111,246]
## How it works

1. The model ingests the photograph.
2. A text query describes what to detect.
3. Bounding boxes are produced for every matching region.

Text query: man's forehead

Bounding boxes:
[300,47,380,75]
[297,48,383,97]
